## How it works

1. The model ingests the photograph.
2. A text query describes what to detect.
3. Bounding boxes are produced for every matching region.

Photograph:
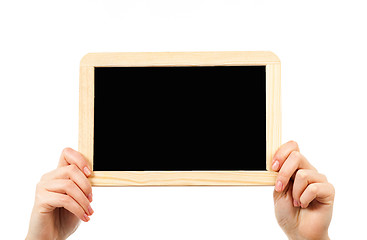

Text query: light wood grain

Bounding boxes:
[78,66,94,169]
[90,171,278,186]
[80,51,280,67]
[79,51,281,186]
[266,63,282,170]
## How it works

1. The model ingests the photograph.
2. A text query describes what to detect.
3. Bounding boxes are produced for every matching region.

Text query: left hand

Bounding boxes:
[272,141,335,240]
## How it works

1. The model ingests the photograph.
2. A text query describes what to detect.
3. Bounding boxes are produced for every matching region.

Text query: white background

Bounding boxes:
[1,0,366,239]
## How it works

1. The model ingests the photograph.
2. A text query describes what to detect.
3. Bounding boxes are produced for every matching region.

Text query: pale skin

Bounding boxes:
[272,141,335,240]
[27,141,334,240]
[26,148,93,240]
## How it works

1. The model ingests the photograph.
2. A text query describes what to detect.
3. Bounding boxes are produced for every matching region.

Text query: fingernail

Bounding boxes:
[83,213,90,222]
[88,193,93,202]
[84,167,91,176]
[88,205,94,216]
[293,200,299,207]
[272,161,280,171]
[275,181,283,192]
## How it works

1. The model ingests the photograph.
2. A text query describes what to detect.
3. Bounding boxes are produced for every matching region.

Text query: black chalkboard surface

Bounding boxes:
[93,66,266,171]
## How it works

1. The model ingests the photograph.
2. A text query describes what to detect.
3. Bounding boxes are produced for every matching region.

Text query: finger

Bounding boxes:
[300,182,335,208]
[44,179,94,216]
[292,170,328,207]
[275,150,315,192]
[39,190,90,222]
[41,165,93,202]
[59,148,92,177]
[272,140,300,171]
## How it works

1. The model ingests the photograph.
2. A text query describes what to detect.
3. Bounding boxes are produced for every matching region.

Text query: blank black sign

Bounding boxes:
[93,66,266,171]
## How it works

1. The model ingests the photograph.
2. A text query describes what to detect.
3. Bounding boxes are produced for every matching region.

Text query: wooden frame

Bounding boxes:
[79,51,281,186]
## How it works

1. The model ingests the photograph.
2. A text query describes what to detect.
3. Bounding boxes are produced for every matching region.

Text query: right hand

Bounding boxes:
[26,148,94,240]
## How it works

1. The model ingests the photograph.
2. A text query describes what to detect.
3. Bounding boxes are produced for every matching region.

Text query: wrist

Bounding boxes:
[26,233,55,240]
[286,232,330,240]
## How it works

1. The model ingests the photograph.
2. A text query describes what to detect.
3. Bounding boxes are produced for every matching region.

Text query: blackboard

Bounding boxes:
[79,51,281,186]
[93,66,266,171]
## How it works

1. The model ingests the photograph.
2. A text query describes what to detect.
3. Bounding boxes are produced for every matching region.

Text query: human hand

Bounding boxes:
[26,148,93,240]
[272,141,335,240]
